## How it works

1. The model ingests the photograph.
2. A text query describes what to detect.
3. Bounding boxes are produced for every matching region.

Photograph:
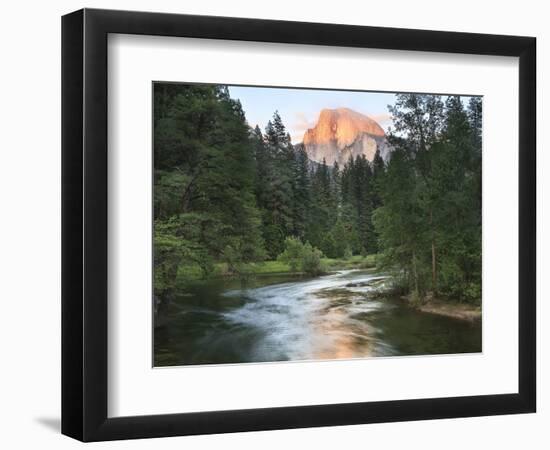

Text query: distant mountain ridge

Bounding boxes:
[302,108,391,166]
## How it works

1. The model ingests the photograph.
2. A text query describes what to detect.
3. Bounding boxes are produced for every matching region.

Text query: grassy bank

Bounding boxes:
[176,254,379,282]
[172,256,481,323]
[323,254,377,271]
[249,254,378,275]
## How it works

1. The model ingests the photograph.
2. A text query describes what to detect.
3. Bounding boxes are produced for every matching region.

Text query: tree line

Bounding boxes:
[376,94,482,303]
[154,83,481,305]
[251,110,384,260]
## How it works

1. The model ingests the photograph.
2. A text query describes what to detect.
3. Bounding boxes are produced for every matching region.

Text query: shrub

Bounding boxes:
[343,246,353,260]
[277,237,304,271]
[277,237,325,275]
[300,243,324,275]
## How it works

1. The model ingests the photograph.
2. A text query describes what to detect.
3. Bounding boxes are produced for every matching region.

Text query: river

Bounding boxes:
[154,269,481,366]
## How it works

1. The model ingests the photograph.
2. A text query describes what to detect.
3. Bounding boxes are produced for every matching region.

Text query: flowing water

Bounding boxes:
[154,270,481,366]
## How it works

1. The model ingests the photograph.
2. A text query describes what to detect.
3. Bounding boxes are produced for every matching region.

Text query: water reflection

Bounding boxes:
[154,270,481,366]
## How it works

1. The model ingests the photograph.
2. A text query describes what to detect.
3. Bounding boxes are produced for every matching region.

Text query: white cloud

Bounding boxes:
[367,112,392,125]
[290,111,317,144]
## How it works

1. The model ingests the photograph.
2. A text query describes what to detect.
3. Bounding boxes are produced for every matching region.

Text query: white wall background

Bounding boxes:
[0,0,546,448]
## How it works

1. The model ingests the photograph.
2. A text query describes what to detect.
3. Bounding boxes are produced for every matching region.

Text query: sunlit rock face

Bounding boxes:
[302,108,390,166]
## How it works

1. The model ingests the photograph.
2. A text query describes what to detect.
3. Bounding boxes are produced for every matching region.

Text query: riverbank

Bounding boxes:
[370,286,481,322]
[254,254,377,275]
[156,267,482,365]
[416,300,481,322]
[175,261,481,324]
[177,254,378,281]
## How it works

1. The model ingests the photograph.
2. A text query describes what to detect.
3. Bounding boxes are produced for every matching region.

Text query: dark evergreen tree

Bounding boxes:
[256,111,297,257]
[467,96,482,151]
[154,84,481,306]
[292,144,311,240]
[153,84,265,301]
[374,93,481,303]
[373,146,426,295]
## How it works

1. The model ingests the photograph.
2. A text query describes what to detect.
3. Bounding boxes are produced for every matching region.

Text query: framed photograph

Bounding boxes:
[62,8,536,441]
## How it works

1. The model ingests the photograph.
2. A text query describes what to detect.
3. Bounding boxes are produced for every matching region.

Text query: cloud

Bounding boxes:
[367,112,392,125]
[290,112,317,144]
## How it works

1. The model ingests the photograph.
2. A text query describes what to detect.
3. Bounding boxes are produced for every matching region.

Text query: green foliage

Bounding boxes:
[254,113,381,263]
[153,84,481,307]
[301,243,324,275]
[374,94,482,304]
[343,246,353,260]
[153,84,265,302]
[255,111,297,257]
[154,170,190,219]
[154,214,214,300]
[339,155,379,254]
[276,237,304,272]
[277,237,325,275]
[323,254,377,270]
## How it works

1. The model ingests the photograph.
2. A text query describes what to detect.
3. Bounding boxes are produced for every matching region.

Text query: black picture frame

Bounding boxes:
[61,8,536,442]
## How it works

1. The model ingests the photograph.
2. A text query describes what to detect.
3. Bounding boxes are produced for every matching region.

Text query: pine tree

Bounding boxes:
[259,111,296,257]
[373,147,425,294]
[292,144,311,239]
[367,148,386,253]
[467,97,482,151]
[307,159,332,252]
[153,84,266,301]
[375,93,481,302]
[388,94,445,292]
[154,84,481,306]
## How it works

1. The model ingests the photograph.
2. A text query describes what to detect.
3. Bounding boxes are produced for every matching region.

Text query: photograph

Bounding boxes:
[0,0,541,446]
[153,83,483,367]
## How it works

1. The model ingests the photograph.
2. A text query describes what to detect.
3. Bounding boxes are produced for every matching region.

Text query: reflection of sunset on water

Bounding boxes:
[221,270,390,362]
[155,269,481,366]
[309,291,375,360]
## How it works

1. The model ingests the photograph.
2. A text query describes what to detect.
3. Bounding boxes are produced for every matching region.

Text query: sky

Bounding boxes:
[228,85,397,144]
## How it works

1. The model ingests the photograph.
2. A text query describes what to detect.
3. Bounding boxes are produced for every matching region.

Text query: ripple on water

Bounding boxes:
[218,270,393,361]
[156,270,481,366]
